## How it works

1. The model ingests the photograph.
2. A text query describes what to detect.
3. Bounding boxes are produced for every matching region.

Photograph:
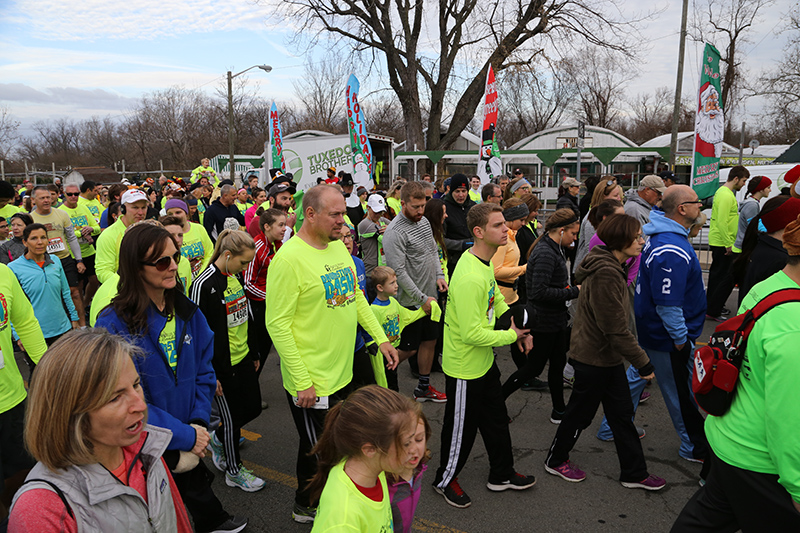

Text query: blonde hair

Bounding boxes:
[590,179,623,208]
[25,329,143,470]
[209,229,255,264]
[371,266,396,288]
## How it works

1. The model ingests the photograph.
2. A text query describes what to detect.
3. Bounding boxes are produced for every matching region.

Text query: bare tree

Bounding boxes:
[82,116,130,168]
[271,0,646,155]
[691,0,773,126]
[561,48,636,129]
[498,61,574,146]
[292,57,349,133]
[0,106,20,160]
[758,9,800,143]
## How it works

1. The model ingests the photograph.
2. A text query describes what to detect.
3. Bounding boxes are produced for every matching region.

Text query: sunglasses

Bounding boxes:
[65,192,80,197]
[142,251,181,271]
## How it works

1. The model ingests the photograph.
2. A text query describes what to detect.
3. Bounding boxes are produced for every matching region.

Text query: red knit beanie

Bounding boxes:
[761,197,800,233]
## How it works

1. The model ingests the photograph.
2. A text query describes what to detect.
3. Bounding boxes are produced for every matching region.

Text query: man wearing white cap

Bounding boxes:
[358,194,391,276]
[95,189,149,283]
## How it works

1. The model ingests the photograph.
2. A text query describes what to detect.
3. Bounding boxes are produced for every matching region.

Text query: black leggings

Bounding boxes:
[502,329,569,413]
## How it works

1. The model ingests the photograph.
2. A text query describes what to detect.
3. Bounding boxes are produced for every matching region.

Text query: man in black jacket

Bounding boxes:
[204,184,245,242]
[443,173,476,276]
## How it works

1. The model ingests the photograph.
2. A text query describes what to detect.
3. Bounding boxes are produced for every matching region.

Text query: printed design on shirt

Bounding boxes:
[68,214,92,244]
[487,282,496,323]
[0,293,8,331]
[159,322,178,374]
[86,204,100,217]
[181,241,206,276]
[225,283,248,328]
[381,313,400,344]
[321,262,356,308]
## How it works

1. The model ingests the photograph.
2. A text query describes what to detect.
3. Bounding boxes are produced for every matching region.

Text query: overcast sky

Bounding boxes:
[0,0,793,140]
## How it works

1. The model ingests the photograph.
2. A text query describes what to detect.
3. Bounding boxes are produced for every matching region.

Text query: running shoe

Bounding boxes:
[292,503,317,524]
[433,478,471,508]
[208,432,227,472]
[545,460,586,483]
[706,314,726,323]
[486,472,536,492]
[550,409,564,425]
[414,385,447,403]
[521,378,548,391]
[621,474,666,491]
[225,465,266,492]
[201,515,248,533]
[720,306,731,316]
[639,390,651,403]
[681,454,705,464]
[563,375,574,389]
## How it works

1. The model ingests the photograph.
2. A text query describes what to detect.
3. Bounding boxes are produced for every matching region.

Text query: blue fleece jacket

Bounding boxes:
[8,254,77,338]
[96,294,216,451]
[635,210,706,352]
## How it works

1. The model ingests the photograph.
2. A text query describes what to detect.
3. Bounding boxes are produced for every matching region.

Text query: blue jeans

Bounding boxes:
[597,344,709,461]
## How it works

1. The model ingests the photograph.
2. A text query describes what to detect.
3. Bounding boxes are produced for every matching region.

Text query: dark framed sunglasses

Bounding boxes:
[65,192,80,197]
[142,251,181,271]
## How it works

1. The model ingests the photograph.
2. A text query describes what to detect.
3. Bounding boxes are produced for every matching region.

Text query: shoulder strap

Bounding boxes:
[749,288,800,320]
[20,478,75,519]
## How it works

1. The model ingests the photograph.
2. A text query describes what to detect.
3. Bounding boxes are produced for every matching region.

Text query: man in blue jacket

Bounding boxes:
[634,185,710,466]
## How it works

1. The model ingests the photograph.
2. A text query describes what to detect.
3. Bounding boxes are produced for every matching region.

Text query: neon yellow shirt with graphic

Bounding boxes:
[224,275,249,366]
[0,203,20,220]
[77,196,104,225]
[158,315,178,374]
[443,251,516,380]
[59,203,101,259]
[95,218,128,283]
[181,223,213,280]
[266,237,389,396]
[0,264,48,413]
[312,462,393,533]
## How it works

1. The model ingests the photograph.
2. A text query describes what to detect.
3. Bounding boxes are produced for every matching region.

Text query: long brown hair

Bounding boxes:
[112,223,180,334]
[307,385,416,503]
[423,198,447,262]
[527,208,580,259]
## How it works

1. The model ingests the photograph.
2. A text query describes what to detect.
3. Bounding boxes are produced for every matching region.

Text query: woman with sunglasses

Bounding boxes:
[9,223,78,352]
[191,229,266,493]
[96,223,246,533]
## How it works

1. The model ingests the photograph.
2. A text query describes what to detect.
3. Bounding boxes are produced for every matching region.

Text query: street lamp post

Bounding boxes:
[227,64,272,184]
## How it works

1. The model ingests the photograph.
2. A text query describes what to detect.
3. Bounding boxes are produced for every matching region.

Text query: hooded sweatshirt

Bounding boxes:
[634,210,706,352]
[570,246,653,374]
[442,192,477,268]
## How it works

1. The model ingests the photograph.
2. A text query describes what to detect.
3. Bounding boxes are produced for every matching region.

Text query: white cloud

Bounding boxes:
[8,0,273,40]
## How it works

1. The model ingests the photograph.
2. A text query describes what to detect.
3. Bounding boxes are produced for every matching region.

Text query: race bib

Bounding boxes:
[226,293,248,328]
[47,237,66,254]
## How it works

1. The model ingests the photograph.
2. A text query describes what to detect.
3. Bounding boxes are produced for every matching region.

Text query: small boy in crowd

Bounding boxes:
[369,266,439,391]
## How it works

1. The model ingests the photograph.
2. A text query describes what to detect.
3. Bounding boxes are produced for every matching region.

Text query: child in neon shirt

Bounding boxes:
[369,266,438,390]
[308,386,418,532]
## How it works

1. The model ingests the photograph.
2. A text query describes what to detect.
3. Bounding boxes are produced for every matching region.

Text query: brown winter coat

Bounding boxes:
[569,245,651,371]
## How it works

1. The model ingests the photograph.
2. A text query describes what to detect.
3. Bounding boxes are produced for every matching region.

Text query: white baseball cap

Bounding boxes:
[367,194,386,213]
[121,189,149,205]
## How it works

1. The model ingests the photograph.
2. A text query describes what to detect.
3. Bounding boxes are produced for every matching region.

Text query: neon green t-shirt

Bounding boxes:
[312,462,393,533]
[442,251,516,380]
[158,314,178,374]
[224,275,249,366]
[0,264,48,413]
[705,270,800,501]
[266,237,389,396]
[708,185,738,248]
[95,218,128,283]
[386,197,401,218]
[59,203,101,258]
[77,196,104,225]
[370,297,427,348]
[181,223,213,280]
[0,203,20,220]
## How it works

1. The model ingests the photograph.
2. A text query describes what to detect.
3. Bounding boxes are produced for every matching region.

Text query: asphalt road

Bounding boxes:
[210,297,732,533]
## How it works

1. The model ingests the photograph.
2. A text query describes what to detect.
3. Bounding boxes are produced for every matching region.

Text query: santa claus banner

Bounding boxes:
[691,43,724,199]
[345,74,374,189]
[477,65,502,185]
[268,102,286,174]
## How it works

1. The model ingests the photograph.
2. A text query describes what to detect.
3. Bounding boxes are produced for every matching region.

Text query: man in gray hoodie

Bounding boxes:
[625,175,666,227]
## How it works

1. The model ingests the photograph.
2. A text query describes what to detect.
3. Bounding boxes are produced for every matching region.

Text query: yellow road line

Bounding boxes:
[241,460,468,533]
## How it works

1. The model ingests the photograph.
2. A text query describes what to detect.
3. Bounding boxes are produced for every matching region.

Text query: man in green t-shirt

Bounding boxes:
[266,184,397,522]
[707,165,749,320]
[432,202,534,509]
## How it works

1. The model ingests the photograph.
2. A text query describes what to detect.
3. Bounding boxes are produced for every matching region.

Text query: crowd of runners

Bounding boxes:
[0,160,799,532]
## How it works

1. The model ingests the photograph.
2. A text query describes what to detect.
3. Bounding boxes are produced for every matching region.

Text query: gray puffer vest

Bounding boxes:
[11,425,178,532]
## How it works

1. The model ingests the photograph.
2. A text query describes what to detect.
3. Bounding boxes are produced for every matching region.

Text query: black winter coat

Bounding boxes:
[526,234,579,332]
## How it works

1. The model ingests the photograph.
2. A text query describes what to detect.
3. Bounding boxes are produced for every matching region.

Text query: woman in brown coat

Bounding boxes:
[543,214,667,491]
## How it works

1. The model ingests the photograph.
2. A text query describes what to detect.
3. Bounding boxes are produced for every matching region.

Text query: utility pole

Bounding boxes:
[738,121,746,165]
[228,70,235,184]
[669,0,690,170]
